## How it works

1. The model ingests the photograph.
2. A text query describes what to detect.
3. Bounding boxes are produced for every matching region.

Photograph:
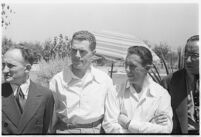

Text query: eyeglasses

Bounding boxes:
[184,53,199,61]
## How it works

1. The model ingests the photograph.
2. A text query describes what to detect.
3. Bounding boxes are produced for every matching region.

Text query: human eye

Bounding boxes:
[79,50,86,55]
[193,53,199,57]
[71,48,77,54]
[191,54,199,60]
[129,64,136,70]
[7,63,15,69]
[2,63,5,70]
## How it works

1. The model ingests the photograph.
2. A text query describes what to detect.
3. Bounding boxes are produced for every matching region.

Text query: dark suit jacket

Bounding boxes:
[161,69,188,134]
[2,81,54,135]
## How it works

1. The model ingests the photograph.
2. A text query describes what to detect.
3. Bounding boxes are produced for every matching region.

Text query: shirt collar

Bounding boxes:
[125,75,157,97]
[20,78,30,97]
[63,65,100,84]
[11,78,30,97]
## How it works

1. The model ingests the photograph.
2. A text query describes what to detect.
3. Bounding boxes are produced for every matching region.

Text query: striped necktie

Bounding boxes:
[15,87,26,113]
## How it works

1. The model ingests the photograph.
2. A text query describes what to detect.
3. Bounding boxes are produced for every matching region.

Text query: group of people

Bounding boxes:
[2,30,199,135]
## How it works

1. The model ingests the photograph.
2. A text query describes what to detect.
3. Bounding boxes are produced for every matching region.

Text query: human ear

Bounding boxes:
[145,64,153,70]
[25,64,32,72]
[92,50,96,55]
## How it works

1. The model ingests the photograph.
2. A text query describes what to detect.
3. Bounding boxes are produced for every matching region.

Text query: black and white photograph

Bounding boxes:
[1,0,199,135]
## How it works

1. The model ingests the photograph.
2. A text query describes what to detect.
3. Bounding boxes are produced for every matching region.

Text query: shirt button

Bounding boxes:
[4,122,8,127]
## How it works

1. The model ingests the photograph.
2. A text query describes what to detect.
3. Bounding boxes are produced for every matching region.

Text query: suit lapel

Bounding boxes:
[18,81,43,132]
[171,69,188,133]
[2,83,21,128]
[175,97,188,133]
[2,94,22,128]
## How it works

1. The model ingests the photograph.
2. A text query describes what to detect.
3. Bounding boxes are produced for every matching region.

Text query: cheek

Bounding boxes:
[11,68,25,75]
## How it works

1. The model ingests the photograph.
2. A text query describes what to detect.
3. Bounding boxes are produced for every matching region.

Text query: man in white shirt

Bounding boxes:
[103,46,173,134]
[49,30,115,134]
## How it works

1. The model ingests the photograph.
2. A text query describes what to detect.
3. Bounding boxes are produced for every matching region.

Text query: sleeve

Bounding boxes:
[128,88,173,133]
[43,91,55,134]
[49,78,59,133]
[102,81,125,133]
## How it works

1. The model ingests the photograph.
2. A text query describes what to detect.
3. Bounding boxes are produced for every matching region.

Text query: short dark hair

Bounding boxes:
[71,30,96,51]
[11,44,35,65]
[127,46,153,67]
[187,35,199,43]
[185,35,199,53]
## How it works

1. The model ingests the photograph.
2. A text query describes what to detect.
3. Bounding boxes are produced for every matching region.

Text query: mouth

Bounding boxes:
[127,74,136,80]
[4,74,12,80]
[186,65,195,70]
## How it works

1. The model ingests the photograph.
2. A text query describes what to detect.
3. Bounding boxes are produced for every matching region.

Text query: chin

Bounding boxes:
[186,68,199,75]
[72,64,83,69]
[4,77,13,83]
[128,79,138,84]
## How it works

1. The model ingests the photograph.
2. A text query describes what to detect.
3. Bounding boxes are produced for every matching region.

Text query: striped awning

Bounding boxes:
[93,31,160,63]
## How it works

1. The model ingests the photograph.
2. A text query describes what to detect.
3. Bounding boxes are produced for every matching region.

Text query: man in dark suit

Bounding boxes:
[162,35,199,134]
[2,45,54,135]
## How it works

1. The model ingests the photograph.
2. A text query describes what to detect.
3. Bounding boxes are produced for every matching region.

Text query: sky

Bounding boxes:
[2,2,199,50]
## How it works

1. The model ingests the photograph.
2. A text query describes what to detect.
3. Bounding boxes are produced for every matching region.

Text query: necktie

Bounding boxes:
[15,87,26,113]
[193,78,199,123]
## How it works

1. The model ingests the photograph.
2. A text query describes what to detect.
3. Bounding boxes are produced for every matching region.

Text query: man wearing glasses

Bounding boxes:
[162,35,199,134]
[103,46,173,133]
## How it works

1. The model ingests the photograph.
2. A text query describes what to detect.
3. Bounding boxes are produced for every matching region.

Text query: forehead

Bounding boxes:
[126,54,142,65]
[71,40,91,51]
[185,41,199,54]
[3,49,25,65]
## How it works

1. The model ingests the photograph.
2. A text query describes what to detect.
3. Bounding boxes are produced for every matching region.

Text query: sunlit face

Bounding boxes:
[184,41,199,75]
[125,54,148,86]
[71,40,94,70]
[2,49,29,85]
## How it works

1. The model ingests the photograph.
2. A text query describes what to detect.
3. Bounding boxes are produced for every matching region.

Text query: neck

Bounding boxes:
[132,83,142,93]
[72,66,89,79]
[12,75,29,86]
[186,70,197,82]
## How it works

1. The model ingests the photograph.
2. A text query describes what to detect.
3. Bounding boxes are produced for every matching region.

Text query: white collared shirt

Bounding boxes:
[49,65,115,125]
[103,76,173,133]
[11,78,30,100]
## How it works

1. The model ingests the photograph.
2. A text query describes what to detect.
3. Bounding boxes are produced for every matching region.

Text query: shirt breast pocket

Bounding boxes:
[142,98,159,121]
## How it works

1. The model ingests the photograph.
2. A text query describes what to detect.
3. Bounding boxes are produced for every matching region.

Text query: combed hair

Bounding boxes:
[187,35,199,43]
[127,46,153,67]
[71,30,96,51]
[12,44,35,65]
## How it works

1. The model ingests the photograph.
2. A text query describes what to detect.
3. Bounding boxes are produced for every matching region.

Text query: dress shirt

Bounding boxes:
[49,65,115,126]
[103,75,173,133]
[11,78,30,100]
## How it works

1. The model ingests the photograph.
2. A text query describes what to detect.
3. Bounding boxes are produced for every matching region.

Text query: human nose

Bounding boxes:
[125,66,130,73]
[186,56,192,63]
[75,50,81,58]
[3,64,9,73]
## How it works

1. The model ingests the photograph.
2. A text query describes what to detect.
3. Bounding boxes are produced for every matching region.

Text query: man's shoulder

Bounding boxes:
[30,81,53,98]
[50,71,63,82]
[92,66,112,82]
[149,78,170,97]
[161,69,186,89]
[163,69,185,81]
